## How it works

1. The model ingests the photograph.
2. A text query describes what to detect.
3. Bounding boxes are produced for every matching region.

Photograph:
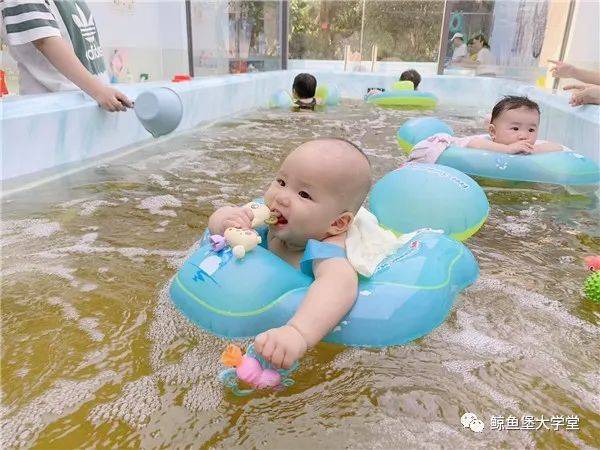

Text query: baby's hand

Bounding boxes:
[506,141,533,154]
[254,325,308,369]
[208,206,254,236]
[222,206,254,231]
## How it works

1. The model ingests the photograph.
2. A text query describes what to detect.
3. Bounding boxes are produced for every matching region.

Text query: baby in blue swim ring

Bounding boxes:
[409,96,563,163]
[208,138,372,370]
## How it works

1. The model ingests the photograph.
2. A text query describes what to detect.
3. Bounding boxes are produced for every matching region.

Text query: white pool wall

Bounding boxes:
[1,71,291,183]
[2,70,598,185]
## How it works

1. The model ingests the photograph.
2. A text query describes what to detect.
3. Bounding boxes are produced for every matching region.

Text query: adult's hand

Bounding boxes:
[564,84,600,106]
[90,85,133,112]
[548,59,576,79]
[34,36,132,112]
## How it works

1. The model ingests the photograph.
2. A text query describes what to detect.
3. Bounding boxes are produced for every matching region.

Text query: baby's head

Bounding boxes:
[292,73,317,100]
[400,69,421,90]
[451,32,464,48]
[265,138,372,247]
[489,96,540,145]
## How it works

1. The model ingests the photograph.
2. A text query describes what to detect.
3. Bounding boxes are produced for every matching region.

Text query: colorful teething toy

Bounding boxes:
[208,201,277,259]
[218,344,297,396]
[584,256,600,271]
[583,256,600,303]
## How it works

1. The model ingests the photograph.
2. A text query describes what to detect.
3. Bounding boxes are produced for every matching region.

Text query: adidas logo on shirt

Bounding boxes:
[71,3,97,45]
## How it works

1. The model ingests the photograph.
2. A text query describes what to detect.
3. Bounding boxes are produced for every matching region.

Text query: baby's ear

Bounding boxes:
[328,212,354,235]
[488,123,496,139]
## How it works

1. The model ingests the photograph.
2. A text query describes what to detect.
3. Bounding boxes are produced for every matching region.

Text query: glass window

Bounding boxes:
[361,0,444,62]
[191,0,283,75]
[289,0,362,60]
[442,0,573,86]
[289,0,444,70]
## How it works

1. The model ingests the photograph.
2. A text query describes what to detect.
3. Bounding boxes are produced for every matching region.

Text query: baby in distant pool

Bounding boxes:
[409,95,563,164]
[292,73,318,110]
[366,69,422,96]
[208,138,372,369]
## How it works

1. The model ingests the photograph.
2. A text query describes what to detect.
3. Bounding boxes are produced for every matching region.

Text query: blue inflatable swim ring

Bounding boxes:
[315,84,341,106]
[397,117,453,152]
[437,148,600,186]
[170,164,485,347]
[370,163,489,241]
[269,90,293,108]
[170,228,478,347]
[397,117,600,186]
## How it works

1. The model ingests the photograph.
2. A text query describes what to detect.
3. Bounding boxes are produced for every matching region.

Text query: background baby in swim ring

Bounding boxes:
[399,69,421,90]
[409,95,562,164]
[208,139,372,369]
[366,69,422,96]
[292,73,318,110]
[468,96,563,154]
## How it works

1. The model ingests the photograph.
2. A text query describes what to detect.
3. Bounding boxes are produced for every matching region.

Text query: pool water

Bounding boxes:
[1,101,599,448]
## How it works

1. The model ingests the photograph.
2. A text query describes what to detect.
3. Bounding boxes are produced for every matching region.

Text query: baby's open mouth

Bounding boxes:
[267,209,288,225]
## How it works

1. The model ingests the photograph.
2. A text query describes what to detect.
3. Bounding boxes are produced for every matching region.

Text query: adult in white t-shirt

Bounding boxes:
[472,34,496,76]
[459,34,496,76]
[450,32,467,63]
[1,0,131,111]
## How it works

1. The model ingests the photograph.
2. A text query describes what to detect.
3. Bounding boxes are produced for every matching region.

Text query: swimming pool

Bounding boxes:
[1,78,599,447]
[2,71,599,188]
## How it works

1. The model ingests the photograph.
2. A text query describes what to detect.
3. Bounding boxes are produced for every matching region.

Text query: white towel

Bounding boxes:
[346,207,416,278]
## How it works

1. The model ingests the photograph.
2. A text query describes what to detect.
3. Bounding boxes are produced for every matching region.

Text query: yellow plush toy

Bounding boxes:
[224,227,263,259]
[209,202,277,259]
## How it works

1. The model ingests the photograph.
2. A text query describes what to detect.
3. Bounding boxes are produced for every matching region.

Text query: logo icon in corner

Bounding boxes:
[461,412,485,433]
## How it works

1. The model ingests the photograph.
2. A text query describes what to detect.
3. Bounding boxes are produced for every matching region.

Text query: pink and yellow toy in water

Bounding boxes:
[219,344,298,396]
[583,256,600,303]
[584,256,600,271]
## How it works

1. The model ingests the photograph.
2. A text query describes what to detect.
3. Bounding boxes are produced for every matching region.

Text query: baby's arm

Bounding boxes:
[467,137,533,154]
[254,255,358,369]
[207,206,253,235]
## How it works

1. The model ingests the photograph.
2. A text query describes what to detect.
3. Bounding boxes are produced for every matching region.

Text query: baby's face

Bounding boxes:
[264,145,346,247]
[490,106,540,145]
